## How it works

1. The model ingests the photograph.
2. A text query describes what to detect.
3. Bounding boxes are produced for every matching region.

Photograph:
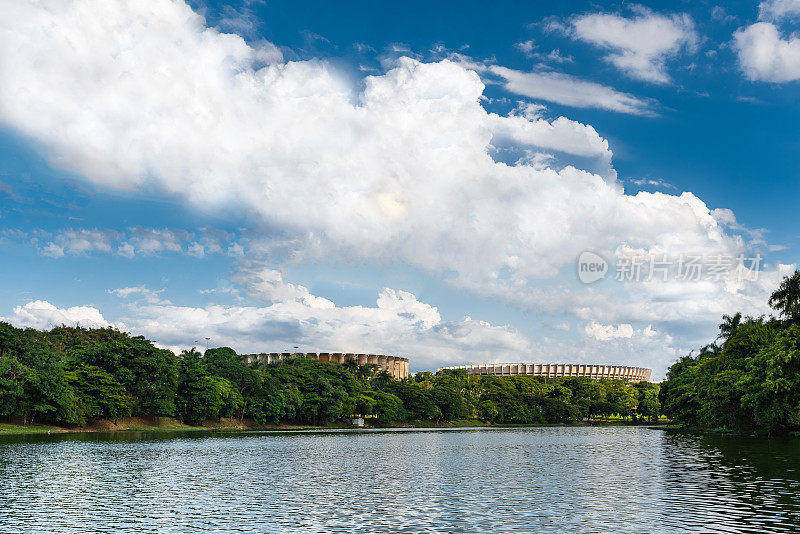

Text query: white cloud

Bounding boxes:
[41,242,65,258]
[515,40,537,56]
[734,22,800,82]
[758,0,800,21]
[122,228,186,256]
[489,66,655,115]
[628,177,676,190]
[568,9,698,83]
[30,227,236,258]
[39,229,117,257]
[585,321,634,340]
[488,109,612,162]
[2,300,111,330]
[232,265,336,309]
[109,285,169,304]
[514,40,573,64]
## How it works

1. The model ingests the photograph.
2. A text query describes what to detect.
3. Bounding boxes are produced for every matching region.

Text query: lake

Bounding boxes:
[1,426,799,533]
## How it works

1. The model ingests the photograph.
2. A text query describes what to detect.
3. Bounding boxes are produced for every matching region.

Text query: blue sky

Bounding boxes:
[0,0,798,378]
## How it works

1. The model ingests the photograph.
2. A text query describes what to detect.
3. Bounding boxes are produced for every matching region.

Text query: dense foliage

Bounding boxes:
[660,270,800,435]
[0,323,658,427]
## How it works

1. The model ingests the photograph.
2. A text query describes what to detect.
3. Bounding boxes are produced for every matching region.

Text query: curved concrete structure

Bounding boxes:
[246,352,409,379]
[438,363,651,382]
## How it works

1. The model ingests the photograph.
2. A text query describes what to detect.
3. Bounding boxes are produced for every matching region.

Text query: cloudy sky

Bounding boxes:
[0,0,798,378]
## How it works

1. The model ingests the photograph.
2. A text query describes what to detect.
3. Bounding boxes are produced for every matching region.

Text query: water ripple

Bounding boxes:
[1,427,799,533]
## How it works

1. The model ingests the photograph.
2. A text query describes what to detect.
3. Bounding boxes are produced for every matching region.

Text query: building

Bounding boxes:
[244,352,410,380]
[438,363,651,382]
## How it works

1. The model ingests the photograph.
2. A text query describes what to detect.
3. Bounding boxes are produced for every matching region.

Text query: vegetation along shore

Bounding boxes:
[0,321,660,431]
[660,270,800,435]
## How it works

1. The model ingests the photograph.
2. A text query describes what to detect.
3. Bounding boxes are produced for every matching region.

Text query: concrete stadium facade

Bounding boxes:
[245,352,410,379]
[438,363,651,382]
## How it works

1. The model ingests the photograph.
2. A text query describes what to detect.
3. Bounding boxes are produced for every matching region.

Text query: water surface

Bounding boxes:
[1,426,799,533]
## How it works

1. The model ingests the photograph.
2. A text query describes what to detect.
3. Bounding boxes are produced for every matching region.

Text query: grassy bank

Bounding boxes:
[0,417,354,436]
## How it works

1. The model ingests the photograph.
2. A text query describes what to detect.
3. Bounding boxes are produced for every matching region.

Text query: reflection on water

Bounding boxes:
[1,427,799,533]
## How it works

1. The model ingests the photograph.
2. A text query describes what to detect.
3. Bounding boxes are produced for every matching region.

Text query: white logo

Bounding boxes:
[578,251,608,284]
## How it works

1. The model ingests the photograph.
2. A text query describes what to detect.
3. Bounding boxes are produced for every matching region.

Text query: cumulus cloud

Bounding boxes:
[566,9,698,83]
[489,66,655,115]
[734,22,800,82]
[232,265,336,309]
[2,300,111,330]
[585,321,634,340]
[0,0,699,291]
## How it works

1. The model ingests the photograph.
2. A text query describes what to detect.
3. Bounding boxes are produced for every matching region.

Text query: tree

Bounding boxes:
[342,357,359,376]
[64,363,132,425]
[371,391,404,424]
[740,325,800,434]
[769,270,800,324]
[351,394,376,418]
[175,348,213,424]
[389,381,439,420]
[56,328,178,417]
[717,312,743,345]
[0,355,29,419]
[205,347,261,421]
[637,390,661,423]
[606,380,637,420]
[633,381,660,423]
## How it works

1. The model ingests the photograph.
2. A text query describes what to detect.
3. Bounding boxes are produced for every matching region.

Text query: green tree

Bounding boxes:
[175,348,214,424]
[371,391,404,424]
[0,355,29,419]
[740,325,800,434]
[769,270,800,324]
[64,363,132,425]
[205,347,261,421]
[717,312,743,345]
[606,380,637,420]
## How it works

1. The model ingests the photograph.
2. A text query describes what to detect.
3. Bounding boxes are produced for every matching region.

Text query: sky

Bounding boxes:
[0,0,799,379]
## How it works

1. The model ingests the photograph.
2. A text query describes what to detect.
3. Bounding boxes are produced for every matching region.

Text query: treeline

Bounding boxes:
[0,322,659,427]
[660,270,800,435]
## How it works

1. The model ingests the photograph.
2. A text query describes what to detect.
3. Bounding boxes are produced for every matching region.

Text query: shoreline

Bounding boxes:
[0,417,665,437]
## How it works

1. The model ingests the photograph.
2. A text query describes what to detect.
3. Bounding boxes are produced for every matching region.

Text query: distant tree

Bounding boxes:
[741,325,800,434]
[357,363,379,380]
[389,381,439,420]
[717,312,743,345]
[351,394,376,418]
[371,370,393,391]
[204,347,261,421]
[342,357,359,376]
[371,391,404,424]
[637,390,661,423]
[606,380,637,420]
[64,363,132,425]
[477,399,499,422]
[769,271,800,324]
[175,348,212,424]
[0,355,29,419]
